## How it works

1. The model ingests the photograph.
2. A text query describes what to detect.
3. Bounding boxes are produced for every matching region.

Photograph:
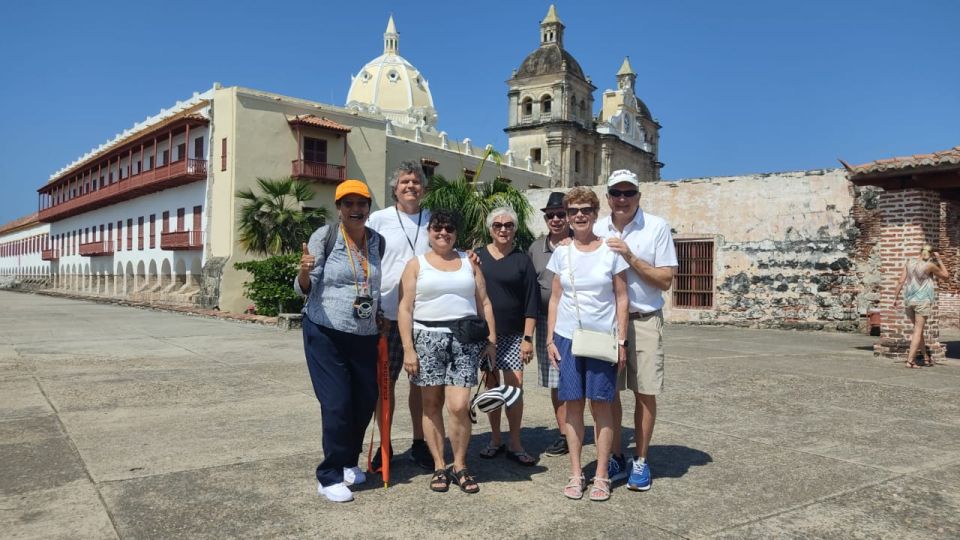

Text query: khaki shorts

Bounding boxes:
[905,303,933,318]
[618,311,664,395]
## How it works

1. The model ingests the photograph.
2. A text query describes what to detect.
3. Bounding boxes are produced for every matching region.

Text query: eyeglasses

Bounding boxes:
[607,189,639,198]
[566,207,597,216]
[544,211,566,220]
[491,222,515,231]
[430,224,457,233]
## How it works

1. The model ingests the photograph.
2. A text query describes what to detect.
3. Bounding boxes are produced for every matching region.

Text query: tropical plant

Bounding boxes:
[234,254,303,316]
[236,177,327,256]
[421,148,535,251]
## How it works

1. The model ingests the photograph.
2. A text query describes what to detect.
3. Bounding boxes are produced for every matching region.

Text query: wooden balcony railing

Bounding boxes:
[78,240,114,257]
[39,158,207,223]
[41,249,59,261]
[291,160,345,184]
[160,230,203,250]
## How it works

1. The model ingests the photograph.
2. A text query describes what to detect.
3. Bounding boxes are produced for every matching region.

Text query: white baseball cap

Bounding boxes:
[607,169,640,188]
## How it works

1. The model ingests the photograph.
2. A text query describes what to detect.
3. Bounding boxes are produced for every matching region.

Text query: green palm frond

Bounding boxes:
[236,177,327,256]
[422,171,534,251]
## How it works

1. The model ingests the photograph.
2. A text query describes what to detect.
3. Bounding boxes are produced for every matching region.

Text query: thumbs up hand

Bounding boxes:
[299,242,316,274]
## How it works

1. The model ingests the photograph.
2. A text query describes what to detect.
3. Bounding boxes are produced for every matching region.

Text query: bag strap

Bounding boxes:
[566,245,583,329]
[323,223,386,260]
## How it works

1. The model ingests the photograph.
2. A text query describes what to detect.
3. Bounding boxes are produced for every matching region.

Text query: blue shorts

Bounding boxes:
[554,334,617,402]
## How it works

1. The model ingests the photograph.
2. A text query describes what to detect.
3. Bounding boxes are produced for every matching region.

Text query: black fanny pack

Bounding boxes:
[417,316,489,344]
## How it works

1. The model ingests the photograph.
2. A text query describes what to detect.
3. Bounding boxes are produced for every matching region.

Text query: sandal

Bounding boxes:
[479,443,506,459]
[450,467,480,494]
[429,469,450,492]
[589,477,611,502]
[906,361,920,369]
[563,474,586,500]
[506,450,538,466]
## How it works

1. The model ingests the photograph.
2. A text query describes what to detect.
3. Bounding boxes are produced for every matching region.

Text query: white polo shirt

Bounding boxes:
[594,209,677,313]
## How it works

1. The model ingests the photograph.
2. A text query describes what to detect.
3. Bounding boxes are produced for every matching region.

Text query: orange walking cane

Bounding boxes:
[367,334,391,487]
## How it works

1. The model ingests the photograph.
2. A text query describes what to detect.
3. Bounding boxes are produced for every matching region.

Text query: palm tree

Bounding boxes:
[236,177,327,256]
[422,148,535,250]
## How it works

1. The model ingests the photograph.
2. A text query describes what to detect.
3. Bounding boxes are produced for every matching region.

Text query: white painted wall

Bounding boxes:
[44,181,207,279]
[0,223,52,276]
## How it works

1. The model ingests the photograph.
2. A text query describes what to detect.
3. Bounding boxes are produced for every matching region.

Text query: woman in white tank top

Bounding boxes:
[397,210,496,494]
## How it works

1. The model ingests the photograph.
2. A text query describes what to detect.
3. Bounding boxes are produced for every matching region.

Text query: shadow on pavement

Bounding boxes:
[649,444,713,479]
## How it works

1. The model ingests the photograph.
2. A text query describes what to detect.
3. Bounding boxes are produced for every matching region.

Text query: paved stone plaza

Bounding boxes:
[1,291,959,539]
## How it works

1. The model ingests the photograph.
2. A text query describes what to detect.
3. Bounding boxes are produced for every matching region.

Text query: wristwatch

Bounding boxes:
[523,335,533,343]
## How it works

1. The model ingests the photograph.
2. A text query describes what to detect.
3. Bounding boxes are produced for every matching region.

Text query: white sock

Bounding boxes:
[634,457,646,466]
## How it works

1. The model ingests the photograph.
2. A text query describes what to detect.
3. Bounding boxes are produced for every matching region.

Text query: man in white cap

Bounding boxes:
[593,169,677,492]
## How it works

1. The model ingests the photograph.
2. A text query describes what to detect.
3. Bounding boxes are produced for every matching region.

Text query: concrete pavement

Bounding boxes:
[1,291,959,539]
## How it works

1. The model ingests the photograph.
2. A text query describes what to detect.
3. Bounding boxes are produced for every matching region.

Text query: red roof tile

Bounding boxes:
[287,115,352,133]
[843,146,960,177]
[0,212,39,236]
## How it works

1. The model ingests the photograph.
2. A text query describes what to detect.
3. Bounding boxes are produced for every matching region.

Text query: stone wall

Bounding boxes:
[526,168,877,331]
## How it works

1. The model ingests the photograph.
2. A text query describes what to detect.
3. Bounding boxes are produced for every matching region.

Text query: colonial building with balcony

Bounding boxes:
[1,15,551,312]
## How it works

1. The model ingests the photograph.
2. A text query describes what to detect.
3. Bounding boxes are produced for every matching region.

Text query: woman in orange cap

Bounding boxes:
[295,179,385,502]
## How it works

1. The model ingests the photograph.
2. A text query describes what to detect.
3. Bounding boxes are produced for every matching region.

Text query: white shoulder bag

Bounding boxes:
[567,244,619,364]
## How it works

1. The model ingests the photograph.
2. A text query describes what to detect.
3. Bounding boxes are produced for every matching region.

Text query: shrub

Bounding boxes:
[234,254,303,317]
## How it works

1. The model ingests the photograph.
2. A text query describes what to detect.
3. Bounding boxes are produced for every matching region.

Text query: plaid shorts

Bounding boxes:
[535,313,559,389]
[387,321,404,381]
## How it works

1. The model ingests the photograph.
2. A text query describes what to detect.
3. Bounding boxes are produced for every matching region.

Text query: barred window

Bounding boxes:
[673,239,714,308]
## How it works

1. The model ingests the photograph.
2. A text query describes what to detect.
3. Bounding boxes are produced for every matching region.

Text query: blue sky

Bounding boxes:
[1,0,957,224]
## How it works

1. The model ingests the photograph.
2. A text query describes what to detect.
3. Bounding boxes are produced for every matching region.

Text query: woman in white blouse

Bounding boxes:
[545,187,629,502]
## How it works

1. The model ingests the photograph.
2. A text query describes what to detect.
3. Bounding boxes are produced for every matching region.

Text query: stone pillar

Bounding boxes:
[874,188,945,361]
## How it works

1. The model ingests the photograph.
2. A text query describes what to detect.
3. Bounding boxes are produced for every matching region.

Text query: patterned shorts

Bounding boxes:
[386,321,404,381]
[411,329,482,388]
[535,313,560,389]
[494,333,524,372]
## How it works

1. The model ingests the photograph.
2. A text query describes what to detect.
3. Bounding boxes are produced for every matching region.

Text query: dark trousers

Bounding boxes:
[302,317,379,487]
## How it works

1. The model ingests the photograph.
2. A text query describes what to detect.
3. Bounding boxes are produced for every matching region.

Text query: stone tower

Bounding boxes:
[505,5,597,187]
[596,56,662,182]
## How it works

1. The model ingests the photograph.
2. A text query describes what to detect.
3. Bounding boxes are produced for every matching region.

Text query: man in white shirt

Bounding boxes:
[366,161,433,471]
[593,169,677,492]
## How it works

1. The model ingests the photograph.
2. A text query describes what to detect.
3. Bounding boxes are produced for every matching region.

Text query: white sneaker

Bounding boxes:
[317,481,353,503]
[343,466,366,486]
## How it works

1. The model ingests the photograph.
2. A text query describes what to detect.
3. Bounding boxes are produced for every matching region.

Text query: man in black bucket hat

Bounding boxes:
[527,192,571,456]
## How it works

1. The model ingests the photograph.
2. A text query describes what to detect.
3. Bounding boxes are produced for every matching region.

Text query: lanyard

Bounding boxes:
[395,206,423,254]
[341,224,369,295]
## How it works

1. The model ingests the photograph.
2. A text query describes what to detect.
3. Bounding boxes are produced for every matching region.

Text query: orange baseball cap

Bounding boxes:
[335,179,371,201]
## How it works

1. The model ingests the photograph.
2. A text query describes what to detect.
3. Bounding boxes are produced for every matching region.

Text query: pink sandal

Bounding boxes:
[563,474,586,500]
[589,477,611,502]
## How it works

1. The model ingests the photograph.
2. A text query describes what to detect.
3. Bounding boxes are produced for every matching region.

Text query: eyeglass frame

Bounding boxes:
[565,206,598,217]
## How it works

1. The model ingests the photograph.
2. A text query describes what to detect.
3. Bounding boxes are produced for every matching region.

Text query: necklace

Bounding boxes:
[395,206,423,253]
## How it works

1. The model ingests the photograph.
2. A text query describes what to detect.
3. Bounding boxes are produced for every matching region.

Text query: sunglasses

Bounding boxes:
[430,224,457,233]
[566,207,597,217]
[491,222,515,231]
[608,189,639,198]
[544,211,566,220]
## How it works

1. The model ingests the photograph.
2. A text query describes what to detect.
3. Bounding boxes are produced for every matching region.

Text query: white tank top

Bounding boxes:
[413,251,477,331]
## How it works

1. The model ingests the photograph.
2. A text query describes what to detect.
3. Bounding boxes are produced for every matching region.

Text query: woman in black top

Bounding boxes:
[475,206,540,466]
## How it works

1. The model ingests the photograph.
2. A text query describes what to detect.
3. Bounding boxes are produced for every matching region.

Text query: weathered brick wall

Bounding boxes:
[526,169,872,331]
[937,200,960,329]
[872,189,946,360]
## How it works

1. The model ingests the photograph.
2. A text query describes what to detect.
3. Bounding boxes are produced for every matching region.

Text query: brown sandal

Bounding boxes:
[429,469,450,492]
[450,467,480,494]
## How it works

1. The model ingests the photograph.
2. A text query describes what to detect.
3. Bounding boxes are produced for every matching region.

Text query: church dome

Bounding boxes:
[346,16,437,130]
[515,45,586,80]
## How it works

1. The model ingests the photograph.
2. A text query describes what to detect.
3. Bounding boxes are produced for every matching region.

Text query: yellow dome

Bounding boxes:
[346,16,437,130]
